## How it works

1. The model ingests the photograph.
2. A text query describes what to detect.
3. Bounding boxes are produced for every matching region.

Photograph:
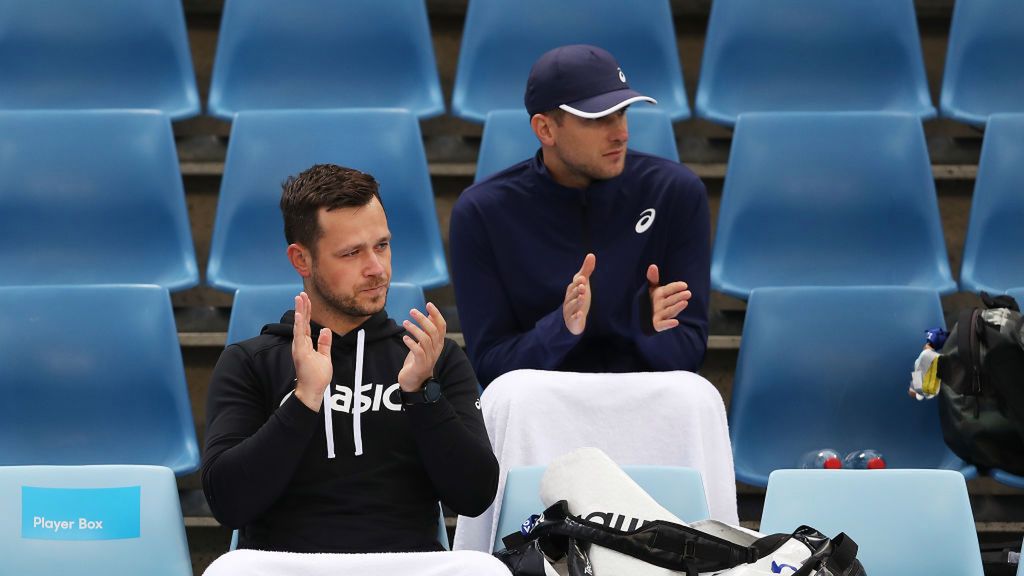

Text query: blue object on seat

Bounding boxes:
[0,465,192,576]
[711,112,956,299]
[475,108,679,183]
[227,283,427,345]
[730,287,975,487]
[991,470,1024,490]
[695,0,935,127]
[0,111,198,291]
[493,465,710,551]
[451,0,689,123]
[941,1,1024,126]
[207,110,448,292]
[0,0,198,119]
[208,0,443,120]
[959,114,1024,294]
[761,470,984,576]
[0,286,199,475]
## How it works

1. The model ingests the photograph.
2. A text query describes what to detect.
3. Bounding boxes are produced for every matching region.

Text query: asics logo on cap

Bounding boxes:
[635,208,656,233]
[618,67,626,83]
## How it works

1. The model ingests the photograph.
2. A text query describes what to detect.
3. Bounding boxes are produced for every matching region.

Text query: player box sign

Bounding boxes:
[21,486,141,540]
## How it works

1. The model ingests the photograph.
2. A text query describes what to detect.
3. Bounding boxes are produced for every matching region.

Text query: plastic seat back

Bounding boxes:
[0,0,198,119]
[761,470,984,576]
[730,287,974,487]
[0,465,192,576]
[227,283,427,345]
[695,0,934,126]
[208,0,442,119]
[475,108,679,183]
[0,285,199,475]
[960,114,1024,294]
[941,0,1024,126]
[494,465,710,551]
[207,110,448,292]
[711,112,955,299]
[451,0,688,122]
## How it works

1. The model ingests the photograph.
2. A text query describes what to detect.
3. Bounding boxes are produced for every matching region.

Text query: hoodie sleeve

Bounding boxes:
[402,339,499,517]
[201,343,321,528]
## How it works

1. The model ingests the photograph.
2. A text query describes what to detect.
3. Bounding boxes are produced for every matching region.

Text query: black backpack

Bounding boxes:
[936,293,1024,475]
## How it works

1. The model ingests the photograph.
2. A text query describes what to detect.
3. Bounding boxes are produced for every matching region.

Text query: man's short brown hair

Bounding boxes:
[280,164,383,253]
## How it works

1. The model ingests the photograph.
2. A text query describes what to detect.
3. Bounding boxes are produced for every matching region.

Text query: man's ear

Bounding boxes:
[531,113,557,147]
[287,243,313,278]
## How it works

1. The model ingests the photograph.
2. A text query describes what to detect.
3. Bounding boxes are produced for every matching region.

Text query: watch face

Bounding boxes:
[424,379,442,402]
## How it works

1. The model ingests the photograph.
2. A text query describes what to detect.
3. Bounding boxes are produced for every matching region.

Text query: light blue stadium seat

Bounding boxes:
[761,470,984,576]
[695,0,935,127]
[0,110,198,291]
[0,0,198,119]
[0,285,199,475]
[227,283,427,345]
[0,465,192,576]
[207,110,448,292]
[475,108,679,183]
[451,0,689,123]
[711,112,956,299]
[940,0,1024,126]
[730,287,975,487]
[959,114,1024,294]
[208,0,443,120]
[493,465,710,551]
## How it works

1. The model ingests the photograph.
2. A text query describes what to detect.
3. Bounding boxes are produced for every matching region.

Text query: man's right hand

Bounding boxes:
[563,253,596,336]
[292,291,334,412]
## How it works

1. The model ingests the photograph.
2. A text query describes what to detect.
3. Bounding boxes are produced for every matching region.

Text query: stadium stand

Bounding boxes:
[0,110,198,291]
[940,0,1024,126]
[0,465,192,576]
[207,0,444,120]
[0,285,199,476]
[451,0,689,122]
[729,287,975,487]
[959,114,1024,294]
[474,107,680,183]
[0,0,198,119]
[695,0,936,126]
[711,112,957,300]
[206,109,448,292]
[761,469,985,576]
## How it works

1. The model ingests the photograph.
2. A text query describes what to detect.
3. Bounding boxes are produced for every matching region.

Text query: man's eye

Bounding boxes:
[376,242,390,250]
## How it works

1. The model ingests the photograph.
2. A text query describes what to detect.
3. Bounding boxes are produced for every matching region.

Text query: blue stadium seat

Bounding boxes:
[451,0,689,123]
[761,470,984,576]
[711,112,956,299]
[941,0,1024,126]
[475,108,679,183]
[227,283,427,345]
[0,285,199,475]
[208,0,443,120]
[959,114,1024,294]
[730,287,975,487]
[0,111,198,291]
[207,110,448,292]
[695,0,935,127]
[0,465,192,576]
[0,0,198,119]
[494,465,710,551]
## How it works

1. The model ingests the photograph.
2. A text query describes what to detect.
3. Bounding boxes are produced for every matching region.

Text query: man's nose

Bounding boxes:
[364,251,385,276]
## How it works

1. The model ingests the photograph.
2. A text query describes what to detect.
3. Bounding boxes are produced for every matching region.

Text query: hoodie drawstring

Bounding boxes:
[352,329,366,456]
[323,383,336,459]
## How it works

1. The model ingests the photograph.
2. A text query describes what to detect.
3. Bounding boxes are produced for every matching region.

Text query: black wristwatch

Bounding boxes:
[400,378,442,406]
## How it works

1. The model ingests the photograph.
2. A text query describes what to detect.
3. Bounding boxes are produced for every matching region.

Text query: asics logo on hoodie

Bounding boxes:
[329,382,403,414]
[635,208,655,233]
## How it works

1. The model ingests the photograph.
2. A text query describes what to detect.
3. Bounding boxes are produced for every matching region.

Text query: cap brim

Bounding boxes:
[560,89,657,119]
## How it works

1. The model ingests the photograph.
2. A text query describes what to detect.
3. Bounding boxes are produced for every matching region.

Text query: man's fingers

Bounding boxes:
[425,302,447,336]
[316,327,332,357]
[662,299,689,319]
[403,318,434,358]
[654,318,680,332]
[660,289,692,309]
[409,308,439,343]
[578,253,596,279]
[402,335,427,364]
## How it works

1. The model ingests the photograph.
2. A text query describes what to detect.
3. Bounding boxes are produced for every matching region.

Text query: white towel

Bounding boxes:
[203,549,511,576]
[453,369,738,553]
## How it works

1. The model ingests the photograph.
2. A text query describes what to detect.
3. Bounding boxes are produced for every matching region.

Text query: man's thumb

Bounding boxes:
[647,264,660,287]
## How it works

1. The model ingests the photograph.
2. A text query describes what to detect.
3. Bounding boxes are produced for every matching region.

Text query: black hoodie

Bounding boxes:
[201,309,499,553]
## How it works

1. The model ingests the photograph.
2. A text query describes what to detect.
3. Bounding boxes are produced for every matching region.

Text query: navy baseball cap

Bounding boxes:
[524,44,657,118]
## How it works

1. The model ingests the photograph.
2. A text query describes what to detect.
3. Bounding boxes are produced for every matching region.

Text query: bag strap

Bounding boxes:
[956,308,982,396]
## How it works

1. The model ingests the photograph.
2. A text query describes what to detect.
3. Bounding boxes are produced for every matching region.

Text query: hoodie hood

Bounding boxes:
[262,309,406,459]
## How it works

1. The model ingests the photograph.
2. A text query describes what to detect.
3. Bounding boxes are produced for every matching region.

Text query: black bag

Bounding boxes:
[494,500,866,576]
[937,293,1024,475]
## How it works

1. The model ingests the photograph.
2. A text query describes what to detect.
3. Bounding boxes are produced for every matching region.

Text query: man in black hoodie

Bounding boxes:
[201,164,500,555]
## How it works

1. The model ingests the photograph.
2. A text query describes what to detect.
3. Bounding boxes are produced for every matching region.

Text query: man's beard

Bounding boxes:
[310,269,389,319]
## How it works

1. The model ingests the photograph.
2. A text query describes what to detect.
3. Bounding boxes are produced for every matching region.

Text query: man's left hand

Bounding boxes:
[398,302,447,392]
[647,264,691,333]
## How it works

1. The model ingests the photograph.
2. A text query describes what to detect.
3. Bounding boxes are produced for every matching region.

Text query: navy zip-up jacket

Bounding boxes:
[450,149,710,386]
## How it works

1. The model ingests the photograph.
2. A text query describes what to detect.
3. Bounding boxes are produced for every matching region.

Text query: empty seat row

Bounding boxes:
[1,0,1021,126]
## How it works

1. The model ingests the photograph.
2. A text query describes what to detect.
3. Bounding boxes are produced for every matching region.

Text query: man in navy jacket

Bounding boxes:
[450,44,711,386]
